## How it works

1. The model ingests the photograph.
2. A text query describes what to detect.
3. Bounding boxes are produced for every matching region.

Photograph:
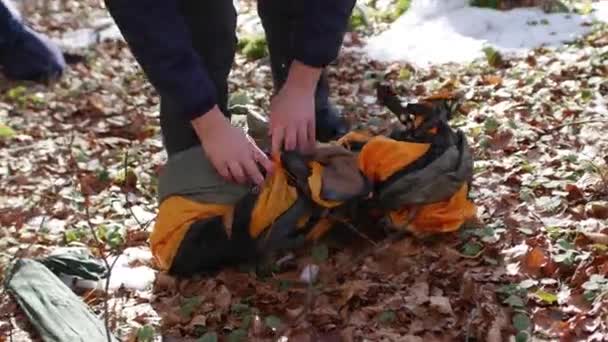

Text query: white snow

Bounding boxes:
[364,0,608,66]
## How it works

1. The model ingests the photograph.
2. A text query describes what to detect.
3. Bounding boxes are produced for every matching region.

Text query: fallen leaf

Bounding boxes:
[0,123,16,138]
[187,315,207,330]
[377,310,396,324]
[214,285,232,311]
[565,184,584,201]
[154,273,177,293]
[161,311,184,327]
[513,313,531,331]
[487,308,509,342]
[582,232,608,245]
[198,332,218,342]
[429,296,453,315]
[312,244,329,263]
[264,315,282,331]
[585,201,608,219]
[525,246,548,270]
[534,289,558,305]
[408,281,430,306]
[482,75,503,86]
[505,295,525,308]
[338,280,370,307]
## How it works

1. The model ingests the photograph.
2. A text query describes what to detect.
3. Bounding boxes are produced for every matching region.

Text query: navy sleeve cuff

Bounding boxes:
[104,0,217,121]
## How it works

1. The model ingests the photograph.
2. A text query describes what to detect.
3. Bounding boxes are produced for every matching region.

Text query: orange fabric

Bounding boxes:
[358,136,430,182]
[388,184,476,234]
[150,196,233,271]
[249,164,298,238]
[307,161,344,208]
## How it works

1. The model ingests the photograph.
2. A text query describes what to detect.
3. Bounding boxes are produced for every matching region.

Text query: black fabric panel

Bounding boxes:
[169,192,259,277]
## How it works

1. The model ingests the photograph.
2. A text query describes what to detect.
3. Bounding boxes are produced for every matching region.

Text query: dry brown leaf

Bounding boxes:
[429,296,453,315]
[566,184,585,201]
[337,280,370,307]
[154,273,177,293]
[214,284,232,311]
[408,281,430,306]
[186,315,207,330]
[286,306,304,321]
[525,246,548,270]
[585,201,608,219]
[161,310,184,328]
[340,327,355,342]
[460,271,476,302]
[487,307,509,342]
[482,75,503,86]
[582,232,608,245]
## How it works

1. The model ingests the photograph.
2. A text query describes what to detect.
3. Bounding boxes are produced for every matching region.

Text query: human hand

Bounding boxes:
[269,60,322,156]
[192,106,273,185]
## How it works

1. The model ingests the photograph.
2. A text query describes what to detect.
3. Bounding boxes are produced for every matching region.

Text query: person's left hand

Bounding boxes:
[269,60,321,156]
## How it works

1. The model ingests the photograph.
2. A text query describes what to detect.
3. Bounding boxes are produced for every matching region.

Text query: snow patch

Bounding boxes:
[364,0,608,66]
[60,247,156,292]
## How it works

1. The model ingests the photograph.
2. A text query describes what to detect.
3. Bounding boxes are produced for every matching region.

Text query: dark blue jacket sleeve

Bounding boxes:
[293,0,356,68]
[104,0,217,121]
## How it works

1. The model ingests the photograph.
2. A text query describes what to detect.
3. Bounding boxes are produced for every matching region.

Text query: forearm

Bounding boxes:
[284,60,322,93]
[104,0,217,121]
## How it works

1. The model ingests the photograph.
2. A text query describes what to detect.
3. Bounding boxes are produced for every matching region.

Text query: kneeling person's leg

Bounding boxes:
[160,0,238,156]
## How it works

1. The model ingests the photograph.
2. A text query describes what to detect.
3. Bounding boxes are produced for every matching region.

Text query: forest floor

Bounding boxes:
[1,1,608,341]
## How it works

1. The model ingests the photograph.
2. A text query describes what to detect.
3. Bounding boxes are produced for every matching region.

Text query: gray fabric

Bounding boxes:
[377,130,473,209]
[5,259,119,342]
[158,146,250,204]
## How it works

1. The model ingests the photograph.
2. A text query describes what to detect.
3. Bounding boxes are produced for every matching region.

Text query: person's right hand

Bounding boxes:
[191,106,273,186]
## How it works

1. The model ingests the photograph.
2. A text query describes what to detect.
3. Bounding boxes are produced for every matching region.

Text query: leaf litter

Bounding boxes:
[1,0,608,341]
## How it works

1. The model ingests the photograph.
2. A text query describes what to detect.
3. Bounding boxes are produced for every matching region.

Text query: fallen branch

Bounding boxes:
[68,135,121,342]
[121,148,153,232]
[544,119,608,132]
[83,203,119,342]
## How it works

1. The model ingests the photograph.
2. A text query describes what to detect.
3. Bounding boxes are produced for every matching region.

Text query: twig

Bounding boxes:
[68,135,118,342]
[331,215,378,247]
[83,204,114,342]
[121,148,150,231]
[544,119,608,132]
[465,308,478,342]
[335,229,408,275]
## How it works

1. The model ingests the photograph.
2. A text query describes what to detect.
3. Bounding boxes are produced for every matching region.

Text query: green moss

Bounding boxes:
[394,0,411,17]
[237,34,268,60]
[469,0,500,9]
[349,8,367,30]
[379,0,411,23]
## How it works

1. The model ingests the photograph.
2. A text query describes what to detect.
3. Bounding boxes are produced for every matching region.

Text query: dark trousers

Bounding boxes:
[160,0,336,156]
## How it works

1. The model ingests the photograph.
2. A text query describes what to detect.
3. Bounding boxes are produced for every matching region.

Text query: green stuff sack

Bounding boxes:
[5,258,119,342]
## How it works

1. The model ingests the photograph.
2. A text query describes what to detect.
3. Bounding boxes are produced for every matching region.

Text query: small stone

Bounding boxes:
[299,264,319,284]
